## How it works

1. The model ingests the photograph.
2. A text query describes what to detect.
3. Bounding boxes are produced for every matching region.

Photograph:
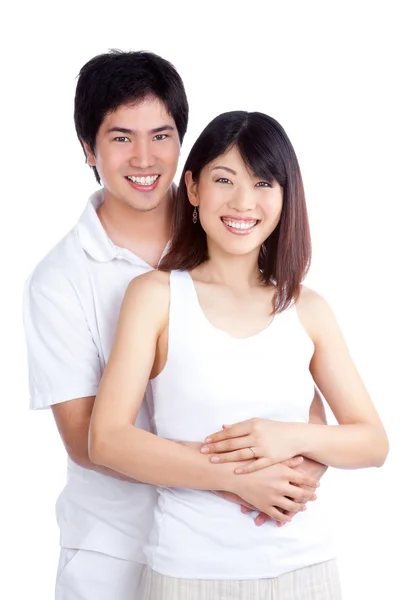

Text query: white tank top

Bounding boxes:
[146,270,335,579]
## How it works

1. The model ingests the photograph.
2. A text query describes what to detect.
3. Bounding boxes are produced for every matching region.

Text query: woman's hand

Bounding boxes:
[201,418,302,473]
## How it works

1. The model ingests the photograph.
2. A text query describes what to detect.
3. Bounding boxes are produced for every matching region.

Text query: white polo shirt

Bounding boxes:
[23,190,158,562]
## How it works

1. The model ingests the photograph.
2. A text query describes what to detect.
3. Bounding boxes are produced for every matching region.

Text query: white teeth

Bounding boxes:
[127,175,159,185]
[222,218,257,230]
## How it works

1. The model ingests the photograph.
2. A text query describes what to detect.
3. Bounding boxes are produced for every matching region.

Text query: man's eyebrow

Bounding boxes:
[150,125,176,134]
[106,125,176,135]
[211,166,237,175]
[106,127,134,135]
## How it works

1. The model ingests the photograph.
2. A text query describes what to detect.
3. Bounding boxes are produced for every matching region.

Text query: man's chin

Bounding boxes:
[126,194,170,213]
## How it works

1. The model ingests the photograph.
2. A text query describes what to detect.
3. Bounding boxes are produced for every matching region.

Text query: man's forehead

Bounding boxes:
[101,99,175,130]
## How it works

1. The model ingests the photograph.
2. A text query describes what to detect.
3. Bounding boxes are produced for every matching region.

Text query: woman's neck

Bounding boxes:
[194,242,262,290]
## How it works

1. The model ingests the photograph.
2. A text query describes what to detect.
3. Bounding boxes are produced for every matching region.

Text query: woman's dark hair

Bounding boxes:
[74,49,189,183]
[160,111,311,312]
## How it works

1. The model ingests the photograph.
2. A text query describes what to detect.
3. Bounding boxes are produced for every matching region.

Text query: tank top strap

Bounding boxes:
[168,269,201,332]
[273,298,303,329]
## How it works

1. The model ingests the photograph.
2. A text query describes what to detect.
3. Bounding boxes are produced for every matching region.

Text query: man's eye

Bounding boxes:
[153,134,167,141]
[114,137,130,142]
[255,181,271,187]
[216,178,232,184]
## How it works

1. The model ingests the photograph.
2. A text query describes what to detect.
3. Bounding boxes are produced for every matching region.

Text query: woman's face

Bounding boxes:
[186,145,283,258]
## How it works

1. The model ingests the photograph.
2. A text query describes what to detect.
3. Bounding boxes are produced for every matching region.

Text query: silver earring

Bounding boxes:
[192,207,198,224]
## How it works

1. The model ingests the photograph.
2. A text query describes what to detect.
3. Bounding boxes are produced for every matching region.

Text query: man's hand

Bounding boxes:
[228,458,319,523]
[294,456,328,480]
[213,490,257,510]
[249,457,327,526]
[175,440,203,451]
[213,457,309,517]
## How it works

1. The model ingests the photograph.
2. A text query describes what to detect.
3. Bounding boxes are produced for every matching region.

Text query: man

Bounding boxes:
[23,50,327,600]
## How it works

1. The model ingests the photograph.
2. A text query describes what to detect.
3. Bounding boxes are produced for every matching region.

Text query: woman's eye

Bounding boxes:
[153,134,167,141]
[255,181,271,188]
[114,137,130,142]
[216,178,232,184]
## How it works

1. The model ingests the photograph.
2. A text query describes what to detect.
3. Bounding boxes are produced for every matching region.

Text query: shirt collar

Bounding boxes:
[75,189,167,268]
[76,190,119,263]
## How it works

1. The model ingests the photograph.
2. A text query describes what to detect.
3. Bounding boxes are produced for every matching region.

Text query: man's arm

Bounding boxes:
[24,271,138,483]
[309,387,327,425]
[52,398,211,483]
[52,396,138,482]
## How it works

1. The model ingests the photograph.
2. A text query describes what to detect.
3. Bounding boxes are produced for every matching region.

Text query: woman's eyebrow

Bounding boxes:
[211,166,237,175]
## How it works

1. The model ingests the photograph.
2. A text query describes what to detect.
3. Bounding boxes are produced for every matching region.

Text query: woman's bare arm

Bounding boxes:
[201,288,388,472]
[89,271,320,520]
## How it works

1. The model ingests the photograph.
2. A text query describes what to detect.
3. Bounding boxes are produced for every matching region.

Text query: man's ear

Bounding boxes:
[185,171,199,207]
[81,140,96,167]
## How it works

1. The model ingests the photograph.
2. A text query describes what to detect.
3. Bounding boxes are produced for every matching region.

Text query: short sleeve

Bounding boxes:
[23,270,101,409]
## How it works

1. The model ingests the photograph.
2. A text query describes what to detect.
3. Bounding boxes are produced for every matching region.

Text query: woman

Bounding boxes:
[90,111,388,599]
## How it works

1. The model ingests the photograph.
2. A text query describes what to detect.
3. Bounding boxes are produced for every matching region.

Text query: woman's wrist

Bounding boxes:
[291,422,318,457]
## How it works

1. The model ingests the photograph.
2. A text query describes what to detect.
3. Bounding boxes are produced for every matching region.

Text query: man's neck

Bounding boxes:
[97,187,174,267]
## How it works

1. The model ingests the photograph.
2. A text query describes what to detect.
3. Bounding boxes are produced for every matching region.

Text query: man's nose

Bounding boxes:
[130,140,155,169]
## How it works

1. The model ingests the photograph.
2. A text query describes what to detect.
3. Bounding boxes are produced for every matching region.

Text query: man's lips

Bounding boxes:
[126,174,160,185]
[125,174,160,191]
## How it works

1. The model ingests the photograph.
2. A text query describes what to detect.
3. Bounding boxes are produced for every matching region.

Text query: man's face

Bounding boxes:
[84,97,180,212]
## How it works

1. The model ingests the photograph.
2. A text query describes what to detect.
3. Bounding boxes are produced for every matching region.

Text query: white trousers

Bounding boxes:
[55,548,146,600]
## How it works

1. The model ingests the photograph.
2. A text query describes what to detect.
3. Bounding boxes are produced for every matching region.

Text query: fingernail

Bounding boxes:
[301,505,307,511]
[312,494,317,500]
[211,456,220,463]
[235,468,243,474]
[205,437,212,443]
[222,424,232,429]
[200,446,209,453]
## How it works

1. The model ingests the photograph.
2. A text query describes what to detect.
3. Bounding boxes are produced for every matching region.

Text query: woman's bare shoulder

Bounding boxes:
[296,285,336,339]
[297,284,330,311]
[127,269,171,292]
[122,270,171,315]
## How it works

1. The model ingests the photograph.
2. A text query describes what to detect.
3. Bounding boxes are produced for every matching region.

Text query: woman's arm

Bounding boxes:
[293,287,389,468]
[201,288,388,471]
[89,271,235,490]
[89,271,320,519]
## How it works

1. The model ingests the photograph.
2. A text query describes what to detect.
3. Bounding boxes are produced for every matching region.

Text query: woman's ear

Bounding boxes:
[81,140,96,167]
[185,171,199,207]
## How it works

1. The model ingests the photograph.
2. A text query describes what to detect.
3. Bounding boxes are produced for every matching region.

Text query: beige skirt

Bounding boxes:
[143,559,341,600]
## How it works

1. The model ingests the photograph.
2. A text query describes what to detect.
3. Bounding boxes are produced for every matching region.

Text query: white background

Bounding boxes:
[2,1,399,598]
